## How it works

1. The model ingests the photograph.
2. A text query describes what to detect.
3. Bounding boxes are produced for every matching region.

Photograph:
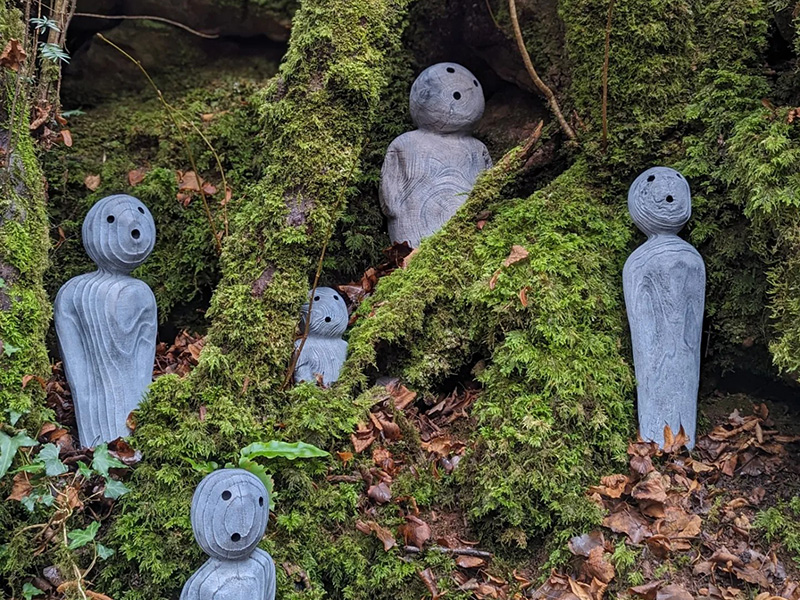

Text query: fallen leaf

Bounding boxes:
[8,472,32,501]
[632,472,668,504]
[456,555,487,569]
[337,451,353,464]
[84,174,101,191]
[0,39,26,72]
[128,168,146,186]
[656,584,693,600]
[355,520,396,551]
[569,531,605,557]
[59,129,73,147]
[584,547,615,584]
[590,474,629,498]
[367,481,392,504]
[630,581,664,600]
[399,515,431,548]
[603,507,652,544]
[503,245,530,267]
[418,568,442,599]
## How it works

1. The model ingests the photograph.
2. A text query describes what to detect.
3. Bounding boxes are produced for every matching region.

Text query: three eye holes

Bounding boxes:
[313,294,340,323]
[645,175,676,203]
[444,67,479,100]
[107,207,146,238]
[220,490,265,542]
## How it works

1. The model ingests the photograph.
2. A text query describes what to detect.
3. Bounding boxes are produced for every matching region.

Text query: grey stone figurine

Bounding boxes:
[623,167,705,450]
[380,62,492,247]
[54,194,157,447]
[294,287,348,386]
[181,469,276,600]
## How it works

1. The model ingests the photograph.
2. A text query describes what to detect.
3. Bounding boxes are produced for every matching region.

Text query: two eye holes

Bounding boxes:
[444,67,479,100]
[220,490,265,506]
[107,207,145,238]
[644,175,675,203]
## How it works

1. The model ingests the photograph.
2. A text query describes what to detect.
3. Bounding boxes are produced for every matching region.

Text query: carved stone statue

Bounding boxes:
[54,194,157,447]
[294,287,348,386]
[380,62,492,247]
[181,469,275,600]
[623,167,705,450]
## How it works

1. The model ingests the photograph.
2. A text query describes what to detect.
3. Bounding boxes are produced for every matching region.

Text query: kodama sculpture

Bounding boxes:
[181,469,276,600]
[380,62,492,247]
[294,287,348,386]
[54,194,157,447]
[623,167,705,450]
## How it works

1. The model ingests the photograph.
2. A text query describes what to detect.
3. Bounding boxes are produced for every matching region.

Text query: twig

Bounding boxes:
[601,0,614,151]
[483,0,502,31]
[404,545,494,559]
[74,12,220,39]
[507,0,577,143]
[281,145,365,390]
[96,33,223,254]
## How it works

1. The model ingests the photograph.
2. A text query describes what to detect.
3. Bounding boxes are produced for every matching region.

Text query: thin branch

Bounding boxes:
[96,33,224,254]
[507,0,577,143]
[601,0,614,151]
[404,545,494,559]
[74,12,220,39]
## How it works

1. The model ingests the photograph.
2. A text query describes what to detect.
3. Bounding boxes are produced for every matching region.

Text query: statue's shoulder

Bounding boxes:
[387,130,428,153]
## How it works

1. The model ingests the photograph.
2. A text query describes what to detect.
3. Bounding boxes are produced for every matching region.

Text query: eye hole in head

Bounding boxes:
[314,296,320,301]
[259,497,264,507]
[137,206,145,214]
[473,79,478,87]
[221,490,232,501]
[333,295,339,301]
[647,175,655,182]
[453,91,461,100]
[325,316,332,323]
[446,67,455,73]
[107,215,115,223]
[231,533,241,542]
[131,229,141,239]
[666,195,674,203]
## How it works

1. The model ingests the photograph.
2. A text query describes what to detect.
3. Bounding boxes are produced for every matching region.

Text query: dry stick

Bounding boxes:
[281,149,364,391]
[404,545,494,559]
[96,33,223,254]
[601,0,615,151]
[74,12,220,39]
[507,0,577,143]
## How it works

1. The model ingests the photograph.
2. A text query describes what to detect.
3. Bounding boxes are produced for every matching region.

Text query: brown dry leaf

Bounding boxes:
[372,447,394,472]
[590,474,629,498]
[630,581,664,600]
[351,422,376,453]
[401,247,419,269]
[632,472,668,504]
[128,168,147,187]
[584,547,615,584]
[367,481,392,504]
[662,425,690,453]
[84,174,101,191]
[59,485,83,511]
[337,451,353,464]
[59,130,73,147]
[8,473,32,501]
[519,286,530,307]
[177,170,201,192]
[503,245,530,267]
[355,520,396,551]
[0,39,27,72]
[569,531,605,557]
[399,515,431,548]
[418,568,442,599]
[603,507,652,544]
[732,566,770,587]
[656,584,694,600]
[456,555,487,569]
[568,577,594,600]
[22,374,47,390]
[709,548,744,569]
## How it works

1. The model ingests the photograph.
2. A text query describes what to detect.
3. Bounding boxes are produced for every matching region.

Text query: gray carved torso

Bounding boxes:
[54,195,157,447]
[181,469,275,600]
[622,167,705,450]
[380,62,492,248]
[294,287,348,386]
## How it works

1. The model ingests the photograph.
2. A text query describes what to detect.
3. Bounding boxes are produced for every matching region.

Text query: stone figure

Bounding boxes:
[181,469,276,600]
[623,167,705,450]
[380,62,492,247]
[294,287,348,386]
[54,194,157,447]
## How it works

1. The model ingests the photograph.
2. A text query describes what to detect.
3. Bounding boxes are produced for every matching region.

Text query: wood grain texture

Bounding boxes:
[54,195,156,447]
[380,63,492,248]
[294,287,348,386]
[183,469,275,600]
[623,168,705,449]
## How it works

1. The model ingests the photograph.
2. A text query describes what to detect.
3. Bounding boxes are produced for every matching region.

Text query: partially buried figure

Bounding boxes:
[380,62,492,248]
[623,167,705,450]
[181,469,276,600]
[54,194,157,447]
[294,287,348,386]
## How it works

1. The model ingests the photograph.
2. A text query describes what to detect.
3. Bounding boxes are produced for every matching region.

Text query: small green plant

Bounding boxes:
[754,501,800,562]
[29,17,61,32]
[38,42,70,64]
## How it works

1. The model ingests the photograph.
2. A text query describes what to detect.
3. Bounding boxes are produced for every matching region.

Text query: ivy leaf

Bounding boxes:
[103,478,130,500]
[3,342,21,357]
[77,461,93,479]
[240,440,329,461]
[8,410,22,425]
[22,582,43,600]
[97,543,115,560]
[0,431,38,479]
[67,521,100,549]
[92,444,125,477]
[35,443,67,476]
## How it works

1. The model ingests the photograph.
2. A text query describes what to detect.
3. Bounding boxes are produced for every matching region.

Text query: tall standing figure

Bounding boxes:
[380,62,492,248]
[181,469,276,600]
[55,194,157,447]
[623,167,705,449]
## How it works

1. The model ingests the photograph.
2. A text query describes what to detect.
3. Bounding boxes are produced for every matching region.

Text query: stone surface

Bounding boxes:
[379,62,492,247]
[294,287,348,386]
[182,469,276,600]
[54,194,157,447]
[623,167,706,450]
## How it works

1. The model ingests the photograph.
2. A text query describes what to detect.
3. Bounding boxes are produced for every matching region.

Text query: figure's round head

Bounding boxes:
[300,287,348,337]
[628,167,691,236]
[190,469,269,560]
[83,194,156,273]
[409,63,485,133]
